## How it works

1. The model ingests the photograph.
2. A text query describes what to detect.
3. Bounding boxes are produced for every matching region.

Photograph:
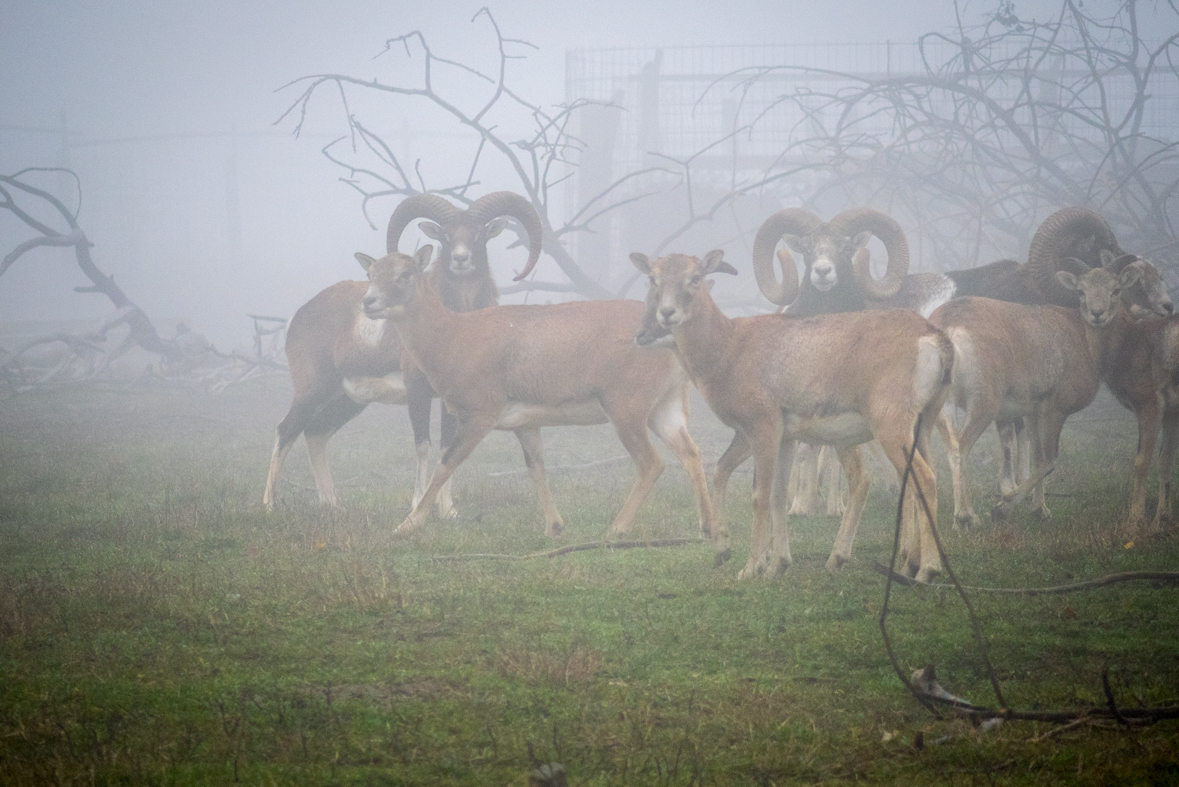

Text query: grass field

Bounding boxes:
[2,377,1178,785]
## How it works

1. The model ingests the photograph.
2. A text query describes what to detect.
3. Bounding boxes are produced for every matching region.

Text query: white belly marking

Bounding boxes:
[784,412,873,446]
[495,399,608,429]
[343,372,408,405]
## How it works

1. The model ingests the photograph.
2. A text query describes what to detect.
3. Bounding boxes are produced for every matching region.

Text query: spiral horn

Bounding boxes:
[467,191,545,281]
[1027,207,1120,305]
[825,207,910,300]
[385,193,461,254]
[750,208,822,306]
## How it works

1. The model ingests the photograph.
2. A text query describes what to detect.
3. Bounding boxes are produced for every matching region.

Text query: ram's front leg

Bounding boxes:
[738,420,787,580]
[395,414,494,535]
[826,445,869,571]
[709,431,751,566]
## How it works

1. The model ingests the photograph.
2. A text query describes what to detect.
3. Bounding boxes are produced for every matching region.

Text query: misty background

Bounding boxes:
[0,0,1151,351]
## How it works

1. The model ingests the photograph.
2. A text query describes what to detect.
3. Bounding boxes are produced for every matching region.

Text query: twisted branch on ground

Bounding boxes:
[880,413,1179,729]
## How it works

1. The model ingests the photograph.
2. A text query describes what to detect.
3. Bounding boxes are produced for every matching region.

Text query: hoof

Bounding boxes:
[825,553,848,573]
[737,555,788,580]
[898,552,922,580]
[713,549,732,568]
[990,503,1010,523]
[393,516,424,536]
[954,512,980,531]
[768,558,789,578]
[546,521,565,538]
[913,566,941,584]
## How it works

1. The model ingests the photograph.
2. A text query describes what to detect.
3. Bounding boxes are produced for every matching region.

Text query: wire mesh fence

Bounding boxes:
[564,35,1179,278]
[566,39,1179,173]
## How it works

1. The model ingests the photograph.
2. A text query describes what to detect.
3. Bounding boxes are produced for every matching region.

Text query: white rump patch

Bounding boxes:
[343,372,408,405]
[942,328,978,411]
[915,277,958,318]
[912,335,947,408]
[352,314,386,348]
[495,399,608,430]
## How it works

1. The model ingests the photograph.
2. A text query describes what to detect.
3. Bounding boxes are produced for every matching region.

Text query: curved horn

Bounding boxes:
[751,208,822,306]
[1027,207,1119,305]
[385,193,461,254]
[826,207,909,300]
[466,191,545,281]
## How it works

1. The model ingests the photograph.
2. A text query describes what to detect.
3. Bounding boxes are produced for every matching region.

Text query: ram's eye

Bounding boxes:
[689,275,702,285]
[648,276,656,286]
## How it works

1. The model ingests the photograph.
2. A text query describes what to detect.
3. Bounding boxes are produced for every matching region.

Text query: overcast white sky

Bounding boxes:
[0,0,1072,344]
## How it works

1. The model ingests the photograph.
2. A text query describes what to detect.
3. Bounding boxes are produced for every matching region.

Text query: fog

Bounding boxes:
[1,0,1074,349]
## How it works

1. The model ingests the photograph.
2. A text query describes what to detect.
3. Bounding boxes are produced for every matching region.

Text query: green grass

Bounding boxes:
[1,379,1178,785]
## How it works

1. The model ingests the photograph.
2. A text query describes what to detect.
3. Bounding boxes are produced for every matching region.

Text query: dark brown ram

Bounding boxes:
[263,191,543,511]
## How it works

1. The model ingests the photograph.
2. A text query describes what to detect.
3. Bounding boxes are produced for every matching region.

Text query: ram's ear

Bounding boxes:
[484,217,508,238]
[1119,263,1142,290]
[702,249,738,276]
[414,245,434,272]
[418,221,444,241]
[355,252,377,273]
[630,252,653,275]
[851,230,873,250]
[1056,270,1079,291]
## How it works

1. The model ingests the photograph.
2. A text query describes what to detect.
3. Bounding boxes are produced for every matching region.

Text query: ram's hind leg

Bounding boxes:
[946,402,992,530]
[602,396,665,538]
[648,387,717,546]
[819,444,845,516]
[437,405,459,519]
[305,395,366,507]
[515,427,564,537]
[266,391,364,509]
[1128,399,1163,525]
[994,407,1061,521]
[788,443,822,516]
[996,418,1020,497]
[879,431,942,583]
[264,408,304,509]
[768,439,796,571]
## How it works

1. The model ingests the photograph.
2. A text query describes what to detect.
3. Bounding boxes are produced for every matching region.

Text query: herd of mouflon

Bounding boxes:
[265,194,1177,584]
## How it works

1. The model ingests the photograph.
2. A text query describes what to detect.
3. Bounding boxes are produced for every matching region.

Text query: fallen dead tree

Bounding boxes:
[0,169,285,394]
